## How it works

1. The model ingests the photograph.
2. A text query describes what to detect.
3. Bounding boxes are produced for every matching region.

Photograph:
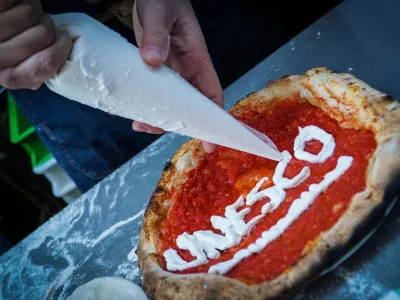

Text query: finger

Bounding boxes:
[0,0,41,42]
[202,141,217,153]
[0,14,55,70]
[0,0,19,12]
[191,58,224,107]
[135,0,176,66]
[132,0,143,47]
[0,30,72,89]
[194,57,224,153]
[165,1,224,108]
[175,6,223,153]
[132,121,165,134]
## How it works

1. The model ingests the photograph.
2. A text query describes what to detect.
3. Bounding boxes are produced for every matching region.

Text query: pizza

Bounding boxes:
[137,67,400,299]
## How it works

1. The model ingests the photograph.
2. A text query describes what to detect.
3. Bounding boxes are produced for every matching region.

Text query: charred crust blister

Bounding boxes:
[145,195,157,212]
[384,95,396,101]
[163,161,173,171]
[154,186,164,194]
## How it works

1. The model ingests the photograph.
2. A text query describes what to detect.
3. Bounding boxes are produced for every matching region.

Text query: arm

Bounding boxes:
[131,0,224,153]
[0,0,72,90]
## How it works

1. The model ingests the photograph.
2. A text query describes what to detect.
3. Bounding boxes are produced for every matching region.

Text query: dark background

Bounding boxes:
[0,0,343,254]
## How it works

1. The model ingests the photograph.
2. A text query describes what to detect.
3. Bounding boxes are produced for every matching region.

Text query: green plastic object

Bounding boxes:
[21,134,53,168]
[7,92,35,143]
[7,92,52,167]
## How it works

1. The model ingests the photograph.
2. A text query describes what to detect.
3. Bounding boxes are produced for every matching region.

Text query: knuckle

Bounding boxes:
[29,83,41,90]
[40,52,60,72]
[147,28,169,43]
[18,4,40,23]
[36,24,55,47]
[0,71,17,88]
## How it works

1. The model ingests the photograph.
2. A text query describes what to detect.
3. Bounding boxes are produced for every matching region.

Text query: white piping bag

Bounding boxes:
[46,13,283,161]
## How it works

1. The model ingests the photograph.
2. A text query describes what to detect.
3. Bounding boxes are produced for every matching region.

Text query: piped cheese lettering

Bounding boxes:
[208,155,353,275]
[163,125,353,275]
[294,125,335,163]
[164,196,265,271]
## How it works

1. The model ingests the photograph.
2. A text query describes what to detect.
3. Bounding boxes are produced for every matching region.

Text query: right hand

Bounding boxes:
[0,0,72,90]
[132,0,224,153]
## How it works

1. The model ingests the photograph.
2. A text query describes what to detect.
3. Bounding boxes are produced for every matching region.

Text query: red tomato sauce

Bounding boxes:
[160,100,376,284]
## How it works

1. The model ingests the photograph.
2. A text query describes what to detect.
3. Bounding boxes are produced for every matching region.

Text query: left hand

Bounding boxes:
[132,0,224,153]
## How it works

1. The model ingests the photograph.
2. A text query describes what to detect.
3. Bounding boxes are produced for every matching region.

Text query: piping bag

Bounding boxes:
[46,13,283,161]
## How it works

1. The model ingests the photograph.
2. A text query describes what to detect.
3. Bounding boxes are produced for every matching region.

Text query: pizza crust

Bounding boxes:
[138,67,400,300]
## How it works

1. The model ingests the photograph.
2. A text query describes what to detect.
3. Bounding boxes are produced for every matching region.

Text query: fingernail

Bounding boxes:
[134,123,153,134]
[202,141,217,153]
[142,126,153,134]
[142,45,167,62]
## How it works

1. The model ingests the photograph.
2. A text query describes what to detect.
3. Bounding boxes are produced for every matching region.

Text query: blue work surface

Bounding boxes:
[1,0,399,299]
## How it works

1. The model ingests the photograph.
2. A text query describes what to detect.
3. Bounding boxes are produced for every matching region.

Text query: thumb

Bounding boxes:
[136,0,175,67]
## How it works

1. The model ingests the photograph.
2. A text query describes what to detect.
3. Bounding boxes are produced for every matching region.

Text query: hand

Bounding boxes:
[0,0,72,90]
[132,0,224,153]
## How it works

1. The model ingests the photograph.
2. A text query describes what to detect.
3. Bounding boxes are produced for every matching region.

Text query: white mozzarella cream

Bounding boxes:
[208,155,353,275]
[164,125,353,275]
[294,126,335,163]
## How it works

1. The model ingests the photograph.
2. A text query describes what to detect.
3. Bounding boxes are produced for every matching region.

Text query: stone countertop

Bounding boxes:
[1,0,400,299]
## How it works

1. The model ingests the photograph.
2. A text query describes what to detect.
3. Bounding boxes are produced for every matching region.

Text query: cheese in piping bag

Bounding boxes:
[46,13,282,161]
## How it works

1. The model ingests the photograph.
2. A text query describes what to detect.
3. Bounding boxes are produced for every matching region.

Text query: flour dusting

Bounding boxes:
[122,188,130,197]
[105,184,110,197]
[88,184,101,216]
[141,171,150,178]
[90,210,144,246]
[116,261,140,282]
[336,266,385,299]
[128,245,139,261]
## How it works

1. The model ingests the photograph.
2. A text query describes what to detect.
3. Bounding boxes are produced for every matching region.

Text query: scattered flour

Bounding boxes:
[141,171,150,178]
[336,266,386,299]
[105,184,110,197]
[118,165,131,188]
[116,262,141,282]
[90,210,144,246]
[128,245,139,261]
[122,189,130,197]
[109,198,117,209]
[88,184,101,216]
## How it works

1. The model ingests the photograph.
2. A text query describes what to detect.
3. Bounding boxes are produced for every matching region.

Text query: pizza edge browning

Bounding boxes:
[138,67,400,300]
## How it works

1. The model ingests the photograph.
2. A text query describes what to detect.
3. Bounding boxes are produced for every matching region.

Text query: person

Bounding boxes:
[0,0,223,192]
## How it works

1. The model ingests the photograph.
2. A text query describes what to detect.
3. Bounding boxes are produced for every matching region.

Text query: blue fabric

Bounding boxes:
[10,86,159,193]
